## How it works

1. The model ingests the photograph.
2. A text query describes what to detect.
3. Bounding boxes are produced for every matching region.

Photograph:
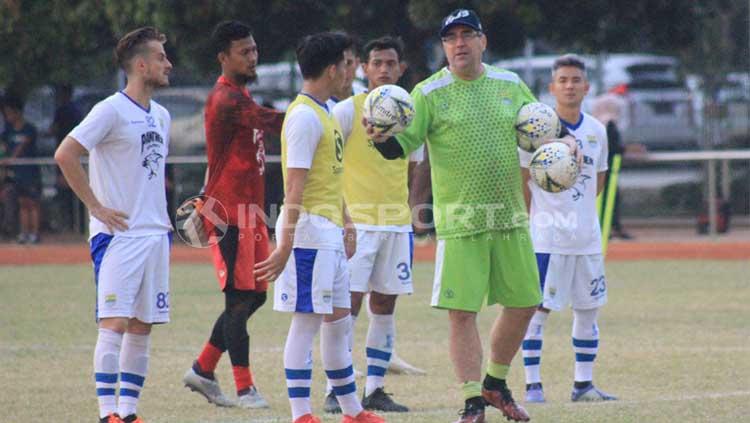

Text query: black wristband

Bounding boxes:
[373,136,404,160]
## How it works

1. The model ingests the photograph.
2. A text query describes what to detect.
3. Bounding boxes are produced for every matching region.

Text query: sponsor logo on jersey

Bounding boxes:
[146,115,156,128]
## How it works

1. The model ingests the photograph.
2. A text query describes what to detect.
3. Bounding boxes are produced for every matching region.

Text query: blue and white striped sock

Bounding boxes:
[94,328,122,418]
[365,313,395,396]
[522,310,548,384]
[322,316,362,417]
[285,313,321,421]
[118,332,150,418]
[572,308,599,383]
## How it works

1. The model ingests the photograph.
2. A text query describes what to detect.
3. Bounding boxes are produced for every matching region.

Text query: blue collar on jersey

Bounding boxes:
[560,112,584,131]
[300,92,329,112]
[118,90,151,113]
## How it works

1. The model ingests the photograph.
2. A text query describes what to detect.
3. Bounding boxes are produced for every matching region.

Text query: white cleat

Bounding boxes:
[183,368,236,407]
[237,385,270,409]
[387,352,426,375]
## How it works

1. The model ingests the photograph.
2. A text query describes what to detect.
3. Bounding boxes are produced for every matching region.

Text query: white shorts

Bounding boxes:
[536,253,607,311]
[349,231,414,295]
[273,248,350,314]
[92,233,171,324]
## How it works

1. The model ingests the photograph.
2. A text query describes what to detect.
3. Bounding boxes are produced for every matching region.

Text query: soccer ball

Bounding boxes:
[515,102,562,152]
[529,142,580,193]
[363,84,415,137]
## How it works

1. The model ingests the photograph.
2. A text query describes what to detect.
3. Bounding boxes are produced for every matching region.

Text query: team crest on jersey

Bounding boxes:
[141,131,165,179]
[105,294,117,304]
[587,134,597,144]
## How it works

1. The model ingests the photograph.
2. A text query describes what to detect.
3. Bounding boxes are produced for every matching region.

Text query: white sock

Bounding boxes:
[572,308,599,384]
[94,328,123,418]
[365,313,395,396]
[349,313,358,357]
[322,316,362,417]
[118,332,150,418]
[523,310,548,384]
[326,313,357,395]
[285,313,322,421]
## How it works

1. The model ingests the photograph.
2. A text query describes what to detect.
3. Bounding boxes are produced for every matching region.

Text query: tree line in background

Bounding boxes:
[1,0,748,98]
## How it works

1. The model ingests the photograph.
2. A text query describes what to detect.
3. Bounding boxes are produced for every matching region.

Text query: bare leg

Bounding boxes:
[489,306,536,365]
[449,310,482,383]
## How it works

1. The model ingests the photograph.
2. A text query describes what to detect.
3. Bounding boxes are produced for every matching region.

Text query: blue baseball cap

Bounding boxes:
[440,9,483,37]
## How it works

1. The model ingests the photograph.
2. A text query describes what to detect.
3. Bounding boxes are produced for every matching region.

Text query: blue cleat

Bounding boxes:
[525,383,546,403]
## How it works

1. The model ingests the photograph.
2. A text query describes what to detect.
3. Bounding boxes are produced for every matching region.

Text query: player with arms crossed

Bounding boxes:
[519,54,617,403]
[326,36,420,414]
[55,27,173,423]
[254,32,384,423]
[182,20,285,410]
[368,10,580,423]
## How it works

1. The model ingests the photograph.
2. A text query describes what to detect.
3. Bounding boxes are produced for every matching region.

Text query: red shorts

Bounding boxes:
[209,224,270,292]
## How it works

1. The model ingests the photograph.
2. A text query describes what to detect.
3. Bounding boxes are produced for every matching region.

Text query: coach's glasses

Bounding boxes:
[441,30,482,44]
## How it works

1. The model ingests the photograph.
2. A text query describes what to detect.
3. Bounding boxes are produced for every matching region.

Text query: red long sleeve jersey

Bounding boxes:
[204,76,284,225]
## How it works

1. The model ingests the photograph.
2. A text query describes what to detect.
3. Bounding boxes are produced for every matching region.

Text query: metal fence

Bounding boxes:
[0,150,748,239]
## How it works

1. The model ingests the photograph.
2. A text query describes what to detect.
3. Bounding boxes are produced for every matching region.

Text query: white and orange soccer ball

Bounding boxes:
[515,102,562,152]
[529,141,580,193]
[363,84,415,137]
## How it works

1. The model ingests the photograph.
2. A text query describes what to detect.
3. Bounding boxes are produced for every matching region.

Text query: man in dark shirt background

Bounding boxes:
[1,94,41,243]
[49,84,83,232]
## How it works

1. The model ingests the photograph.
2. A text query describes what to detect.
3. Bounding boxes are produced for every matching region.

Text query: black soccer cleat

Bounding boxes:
[324,391,342,414]
[362,387,409,412]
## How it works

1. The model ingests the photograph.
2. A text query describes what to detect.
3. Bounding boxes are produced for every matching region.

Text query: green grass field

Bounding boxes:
[2,260,749,422]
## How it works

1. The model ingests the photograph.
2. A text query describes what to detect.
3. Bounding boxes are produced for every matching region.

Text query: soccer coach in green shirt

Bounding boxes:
[367,9,581,423]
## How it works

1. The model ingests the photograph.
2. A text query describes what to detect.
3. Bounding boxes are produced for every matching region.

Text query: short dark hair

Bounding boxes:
[296,32,353,80]
[212,20,253,55]
[115,27,167,72]
[552,54,587,76]
[2,94,24,112]
[362,36,404,63]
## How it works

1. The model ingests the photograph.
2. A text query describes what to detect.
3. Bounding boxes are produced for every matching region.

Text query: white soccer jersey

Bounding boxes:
[519,112,609,255]
[69,92,172,239]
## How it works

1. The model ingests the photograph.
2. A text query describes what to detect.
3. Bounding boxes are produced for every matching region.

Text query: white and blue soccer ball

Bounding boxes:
[515,102,562,152]
[529,141,580,193]
[363,84,415,137]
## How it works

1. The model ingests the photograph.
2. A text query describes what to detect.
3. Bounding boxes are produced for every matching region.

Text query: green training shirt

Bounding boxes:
[396,64,536,239]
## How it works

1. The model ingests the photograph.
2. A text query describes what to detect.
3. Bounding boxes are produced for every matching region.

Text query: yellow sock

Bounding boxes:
[487,361,510,380]
[461,381,482,400]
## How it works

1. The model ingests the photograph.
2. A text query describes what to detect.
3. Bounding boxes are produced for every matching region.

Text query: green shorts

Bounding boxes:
[431,227,541,312]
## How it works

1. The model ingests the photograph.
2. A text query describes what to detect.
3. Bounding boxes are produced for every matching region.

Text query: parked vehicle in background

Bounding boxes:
[494,53,697,149]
